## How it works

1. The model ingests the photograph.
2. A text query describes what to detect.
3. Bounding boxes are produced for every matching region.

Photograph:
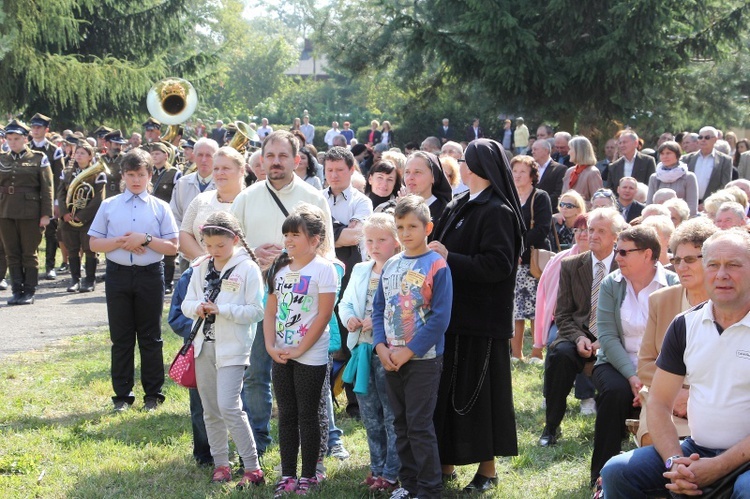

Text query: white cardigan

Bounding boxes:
[338,260,377,350]
[181,248,264,368]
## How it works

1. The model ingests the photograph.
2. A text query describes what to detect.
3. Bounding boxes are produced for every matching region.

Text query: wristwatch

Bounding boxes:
[665,455,682,470]
[142,233,153,247]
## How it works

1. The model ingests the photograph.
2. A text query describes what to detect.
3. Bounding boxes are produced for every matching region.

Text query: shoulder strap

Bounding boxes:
[181,264,238,351]
[265,183,290,217]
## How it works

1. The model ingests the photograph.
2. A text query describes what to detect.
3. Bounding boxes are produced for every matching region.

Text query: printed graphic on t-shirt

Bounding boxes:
[380,255,447,359]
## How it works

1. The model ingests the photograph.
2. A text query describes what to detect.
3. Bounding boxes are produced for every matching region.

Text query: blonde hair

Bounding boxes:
[439,156,460,188]
[214,146,246,170]
[559,190,587,214]
[568,136,597,166]
[363,213,401,252]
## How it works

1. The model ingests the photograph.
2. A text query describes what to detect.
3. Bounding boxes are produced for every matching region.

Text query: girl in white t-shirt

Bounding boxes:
[181,212,265,489]
[264,203,337,497]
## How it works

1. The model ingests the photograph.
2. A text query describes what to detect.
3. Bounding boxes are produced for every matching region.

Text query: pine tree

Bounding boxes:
[0,0,214,129]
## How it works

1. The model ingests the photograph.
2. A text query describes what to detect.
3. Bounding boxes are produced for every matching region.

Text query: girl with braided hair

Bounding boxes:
[181,211,265,489]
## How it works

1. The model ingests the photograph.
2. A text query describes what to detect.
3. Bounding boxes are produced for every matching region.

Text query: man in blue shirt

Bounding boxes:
[89,149,179,412]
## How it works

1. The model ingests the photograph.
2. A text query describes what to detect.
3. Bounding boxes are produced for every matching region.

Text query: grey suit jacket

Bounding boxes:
[736,151,750,181]
[606,151,656,189]
[553,251,618,347]
[682,150,733,200]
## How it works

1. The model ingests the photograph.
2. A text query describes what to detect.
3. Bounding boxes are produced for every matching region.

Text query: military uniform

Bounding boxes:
[58,148,106,292]
[149,141,181,293]
[0,120,54,304]
[100,130,129,198]
[28,114,65,279]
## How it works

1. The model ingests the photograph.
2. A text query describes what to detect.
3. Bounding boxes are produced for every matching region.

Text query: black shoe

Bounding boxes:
[67,280,81,293]
[462,473,498,493]
[0,279,7,291]
[45,269,57,280]
[79,279,95,293]
[17,292,35,305]
[57,264,69,273]
[143,398,160,412]
[164,285,173,295]
[8,292,22,305]
[538,427,560,447]
[113,401,130,412]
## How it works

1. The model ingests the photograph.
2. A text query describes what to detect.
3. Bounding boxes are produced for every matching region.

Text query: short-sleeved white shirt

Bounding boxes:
[272,256,337,366]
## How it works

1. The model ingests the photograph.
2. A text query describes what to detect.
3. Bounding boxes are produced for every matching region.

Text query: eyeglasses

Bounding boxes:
[572,227,588,234]
[457,158,466,163]
[559,201,577,209]
[697,135,715,140]
[669,255,702,266]
[615,248,646,257]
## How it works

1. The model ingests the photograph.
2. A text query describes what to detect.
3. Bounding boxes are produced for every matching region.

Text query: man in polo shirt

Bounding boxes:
[89,149,179,412]
[601,229,750,498]
[230,130,333,455]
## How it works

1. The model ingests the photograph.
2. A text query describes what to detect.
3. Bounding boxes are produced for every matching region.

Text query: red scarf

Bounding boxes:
[568,164,587,188]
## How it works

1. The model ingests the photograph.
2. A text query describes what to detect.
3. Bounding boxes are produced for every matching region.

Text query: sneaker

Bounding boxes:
[0,279,8,291]
[211,465,232,483]
[274,476,297,497]
[328,443,350,460]
[390,487,416,499]
[295,476,318,495]
[527,356,544,365]
[143,398,160,412]
[236,468,264,489]
[315,460,327,482]
[57,264,69,273]
[113,401,130,412]
[361,473,377,487]
[580,398,597,415]
[369,476,398,493]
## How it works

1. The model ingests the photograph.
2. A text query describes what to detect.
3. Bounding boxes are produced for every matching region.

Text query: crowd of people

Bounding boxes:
[1,110,750,498]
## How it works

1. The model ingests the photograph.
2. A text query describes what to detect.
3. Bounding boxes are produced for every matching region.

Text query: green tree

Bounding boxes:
[314,0,750,131]
[0,0,213,129]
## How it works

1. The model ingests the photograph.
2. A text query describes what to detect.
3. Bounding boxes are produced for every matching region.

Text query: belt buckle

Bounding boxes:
[7,186,14,195]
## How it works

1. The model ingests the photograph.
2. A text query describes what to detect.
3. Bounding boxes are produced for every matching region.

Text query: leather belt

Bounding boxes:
[0,186,35,194]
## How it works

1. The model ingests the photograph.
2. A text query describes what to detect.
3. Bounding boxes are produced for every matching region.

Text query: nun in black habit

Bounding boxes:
[428,139,525,493]
[403,151,454,222]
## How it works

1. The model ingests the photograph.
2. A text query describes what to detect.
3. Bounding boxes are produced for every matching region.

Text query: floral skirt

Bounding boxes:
[514,263,538,320]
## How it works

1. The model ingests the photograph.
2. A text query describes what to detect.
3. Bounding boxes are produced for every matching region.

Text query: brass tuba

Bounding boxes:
[227,121,261,154]
[146,77,198,126]
[65,162,109,227]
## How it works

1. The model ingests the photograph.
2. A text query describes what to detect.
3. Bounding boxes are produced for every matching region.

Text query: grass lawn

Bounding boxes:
[0,322,624,498]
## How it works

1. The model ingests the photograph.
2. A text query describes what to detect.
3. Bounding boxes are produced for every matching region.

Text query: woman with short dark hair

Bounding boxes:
[510,155,552,361]
[647,141,699,217]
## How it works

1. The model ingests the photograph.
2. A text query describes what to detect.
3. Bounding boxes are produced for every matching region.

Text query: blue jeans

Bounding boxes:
[357,355,400,481]
[601,437,750,499]
[242,320,273,454]
[326,375,343,449]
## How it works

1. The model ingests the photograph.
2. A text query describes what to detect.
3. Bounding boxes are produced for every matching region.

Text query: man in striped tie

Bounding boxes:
[538,208,628,447]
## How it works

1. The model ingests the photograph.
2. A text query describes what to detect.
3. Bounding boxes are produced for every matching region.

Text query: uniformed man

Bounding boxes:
[101,129,128,198]
[0,120,54,305]
[143,118,162,144]
[92,126,114,154]
[149,141,181,294]
[181,139,196,174]
[0,125,5,290]
[223,122,237,146]
[28,113,65,280]
[58,141,106,292]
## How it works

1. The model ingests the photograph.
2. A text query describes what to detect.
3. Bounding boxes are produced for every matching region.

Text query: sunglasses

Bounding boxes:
[592,190,614,199]
[615,248,646,257]
[697,135,715,140]
[669,255,702,266]
[559,201,578,209]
